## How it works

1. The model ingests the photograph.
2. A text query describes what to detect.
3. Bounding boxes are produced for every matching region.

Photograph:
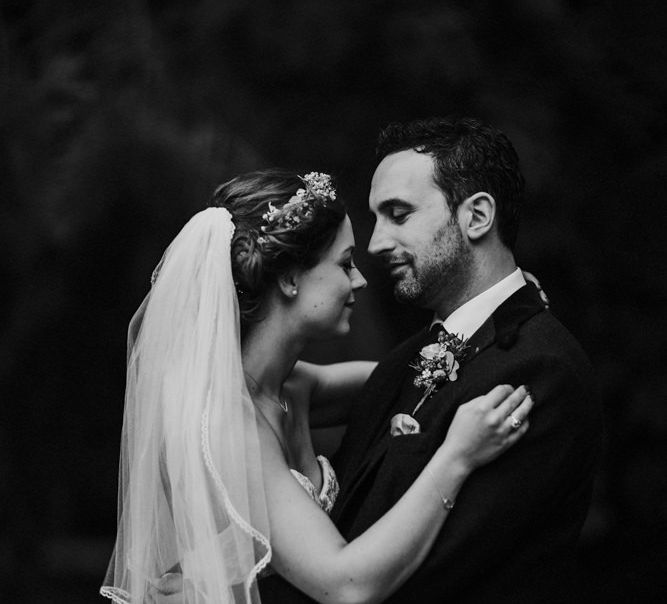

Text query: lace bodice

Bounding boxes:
[290,455,339,514]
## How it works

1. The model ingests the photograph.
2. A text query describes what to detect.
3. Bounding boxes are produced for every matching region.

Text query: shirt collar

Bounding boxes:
[431,268,526,340]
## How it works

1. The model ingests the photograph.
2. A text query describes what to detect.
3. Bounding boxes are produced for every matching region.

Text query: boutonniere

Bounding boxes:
[410,330,469,415]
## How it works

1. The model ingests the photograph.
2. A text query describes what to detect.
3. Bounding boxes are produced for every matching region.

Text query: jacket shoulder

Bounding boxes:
[520,309,592,370]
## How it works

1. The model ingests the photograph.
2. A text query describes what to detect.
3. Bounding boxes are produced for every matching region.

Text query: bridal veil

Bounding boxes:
[101,208,271,603]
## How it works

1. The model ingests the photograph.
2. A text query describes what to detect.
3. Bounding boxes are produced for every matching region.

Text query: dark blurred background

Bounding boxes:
[2,0,666,602]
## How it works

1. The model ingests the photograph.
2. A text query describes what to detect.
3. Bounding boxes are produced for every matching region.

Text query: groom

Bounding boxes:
[262,117,602,602]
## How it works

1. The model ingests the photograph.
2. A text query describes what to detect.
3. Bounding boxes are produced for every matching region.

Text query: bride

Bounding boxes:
[101,170,533,604]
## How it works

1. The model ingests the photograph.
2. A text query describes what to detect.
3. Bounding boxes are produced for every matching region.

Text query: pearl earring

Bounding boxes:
[292,288,298,296]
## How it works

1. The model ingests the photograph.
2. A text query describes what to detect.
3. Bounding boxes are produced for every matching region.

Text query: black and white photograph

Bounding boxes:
[2,1,666,602]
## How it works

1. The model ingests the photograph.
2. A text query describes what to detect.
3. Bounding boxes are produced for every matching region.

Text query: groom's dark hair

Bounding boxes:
[376,116,524,250]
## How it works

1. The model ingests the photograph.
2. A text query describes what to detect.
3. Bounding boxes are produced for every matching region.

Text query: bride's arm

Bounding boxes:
[264,385,533,604]
[287,360,377,428]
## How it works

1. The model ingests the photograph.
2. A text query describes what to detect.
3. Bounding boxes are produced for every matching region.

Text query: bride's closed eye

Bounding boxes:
[340,252,357,274]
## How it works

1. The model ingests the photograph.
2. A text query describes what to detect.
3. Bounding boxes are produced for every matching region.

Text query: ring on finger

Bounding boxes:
[509,414,522,430]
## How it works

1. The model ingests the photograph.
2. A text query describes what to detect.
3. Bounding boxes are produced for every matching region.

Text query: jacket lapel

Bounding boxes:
[462,315,496,362]
[334,330,430,503]
[492,282,546,346]
[354,329,433,456]
[450,281,547,363]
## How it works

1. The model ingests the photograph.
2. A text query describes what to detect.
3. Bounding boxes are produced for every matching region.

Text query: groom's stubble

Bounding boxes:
[392,213,473,313]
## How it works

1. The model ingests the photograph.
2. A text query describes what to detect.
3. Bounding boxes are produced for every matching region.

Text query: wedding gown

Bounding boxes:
[290,455,339,514]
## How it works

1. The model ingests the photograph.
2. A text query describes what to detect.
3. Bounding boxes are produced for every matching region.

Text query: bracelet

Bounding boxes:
[424,466,455,511]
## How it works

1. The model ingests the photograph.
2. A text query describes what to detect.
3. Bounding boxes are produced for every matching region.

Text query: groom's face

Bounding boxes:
[368,150,471,310]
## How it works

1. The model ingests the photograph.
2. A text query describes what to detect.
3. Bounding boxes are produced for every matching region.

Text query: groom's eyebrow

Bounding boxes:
[375,198,413,214]
[371,197,414,214]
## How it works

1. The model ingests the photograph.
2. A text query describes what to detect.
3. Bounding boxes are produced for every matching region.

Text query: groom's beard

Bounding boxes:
[392,218,471,308]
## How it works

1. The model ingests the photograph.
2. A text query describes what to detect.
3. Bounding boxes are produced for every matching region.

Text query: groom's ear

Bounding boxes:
[459,192,496,242]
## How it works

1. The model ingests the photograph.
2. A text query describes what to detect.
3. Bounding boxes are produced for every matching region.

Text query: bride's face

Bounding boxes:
[292,216,367,338]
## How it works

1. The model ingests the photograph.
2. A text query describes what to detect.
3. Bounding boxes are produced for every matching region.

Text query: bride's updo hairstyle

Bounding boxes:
[209,169,346,330]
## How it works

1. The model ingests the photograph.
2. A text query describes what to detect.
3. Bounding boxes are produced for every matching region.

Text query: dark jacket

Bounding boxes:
[260,284,602,603]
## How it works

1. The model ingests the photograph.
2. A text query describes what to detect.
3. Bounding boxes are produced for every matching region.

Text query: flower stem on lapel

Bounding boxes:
[412,383,436,415]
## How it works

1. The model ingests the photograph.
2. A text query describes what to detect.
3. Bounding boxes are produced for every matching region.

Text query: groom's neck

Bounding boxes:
[433,249,517,319]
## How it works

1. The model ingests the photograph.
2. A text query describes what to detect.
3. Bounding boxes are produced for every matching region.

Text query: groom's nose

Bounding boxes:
[367,221,394,257]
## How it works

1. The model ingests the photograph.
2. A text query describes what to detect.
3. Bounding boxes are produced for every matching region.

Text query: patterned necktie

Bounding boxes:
[429,321,448,341]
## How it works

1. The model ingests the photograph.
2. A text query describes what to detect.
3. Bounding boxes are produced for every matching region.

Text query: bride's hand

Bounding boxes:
[439,385,533,472]
[145,572,183,604]
[522,270,550,308]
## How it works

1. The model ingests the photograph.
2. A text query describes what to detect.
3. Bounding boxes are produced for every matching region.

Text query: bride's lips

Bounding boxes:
[344,300,355,308]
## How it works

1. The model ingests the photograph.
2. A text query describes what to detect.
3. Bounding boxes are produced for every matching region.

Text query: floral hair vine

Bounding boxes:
[257,172,336,244]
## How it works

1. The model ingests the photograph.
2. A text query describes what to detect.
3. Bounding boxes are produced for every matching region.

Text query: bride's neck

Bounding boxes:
[242,318,302,396]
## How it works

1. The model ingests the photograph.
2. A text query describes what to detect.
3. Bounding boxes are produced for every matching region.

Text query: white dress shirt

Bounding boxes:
[432,268,526,340]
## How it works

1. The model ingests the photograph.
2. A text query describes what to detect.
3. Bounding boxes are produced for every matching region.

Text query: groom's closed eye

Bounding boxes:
[376,199,414,223]
[389,209,411,223]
